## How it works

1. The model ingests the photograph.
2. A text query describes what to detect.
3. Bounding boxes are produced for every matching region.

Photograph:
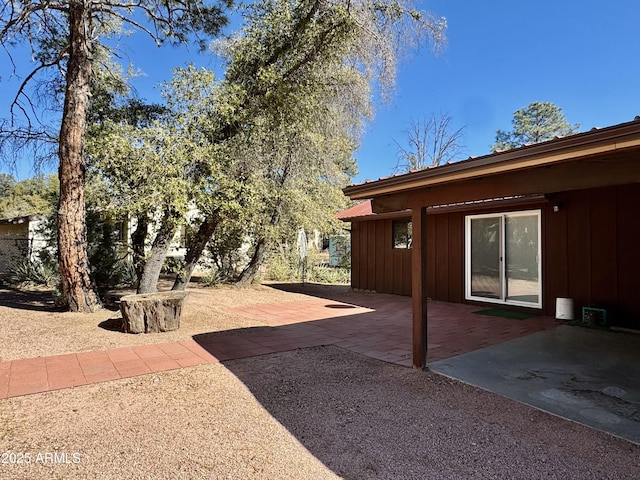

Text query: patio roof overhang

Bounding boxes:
[343,118,640,371]
[344,118,640,212]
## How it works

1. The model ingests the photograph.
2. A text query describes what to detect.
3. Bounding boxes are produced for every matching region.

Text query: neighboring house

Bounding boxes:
[114,215,190,262]
[0,214,48,272]
[341,118,640,368]
[328,234,351,267]
[0,211,191,277]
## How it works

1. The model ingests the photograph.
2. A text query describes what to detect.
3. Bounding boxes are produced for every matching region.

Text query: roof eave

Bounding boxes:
[344,119,640,200]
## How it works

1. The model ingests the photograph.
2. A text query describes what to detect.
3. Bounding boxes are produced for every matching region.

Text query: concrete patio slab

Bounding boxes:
[430,325,640,444]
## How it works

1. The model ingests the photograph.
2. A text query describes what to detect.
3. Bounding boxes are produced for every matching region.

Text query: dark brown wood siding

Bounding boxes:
[350,213,460,300]
[348,183,640,328]
[617,183,640,328]
[544,184,640,327]
[350,217,411,296]
[448,212,464,303]
[425,212,465,303]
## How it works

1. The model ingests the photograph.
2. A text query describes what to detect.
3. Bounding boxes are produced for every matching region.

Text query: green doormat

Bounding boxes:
[473,309,537,320]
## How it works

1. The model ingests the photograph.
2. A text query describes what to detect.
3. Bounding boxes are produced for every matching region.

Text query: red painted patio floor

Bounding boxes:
[0,294,558,399]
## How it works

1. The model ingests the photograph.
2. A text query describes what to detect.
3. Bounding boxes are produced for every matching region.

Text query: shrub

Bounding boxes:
[9,256,60,288]
[263,249,350,285]
[161,256,186,275]
[200,269,224,287]
[112,259,138,288]
[308,265,351,284]
[264,254,298,281]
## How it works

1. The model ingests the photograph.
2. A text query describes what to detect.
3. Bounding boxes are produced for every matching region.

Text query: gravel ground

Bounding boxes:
[0,282,311,362]
[1,346,639,479]
[1,284,639,479]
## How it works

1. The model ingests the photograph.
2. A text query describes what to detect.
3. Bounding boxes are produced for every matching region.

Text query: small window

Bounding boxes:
[392,220,412,249]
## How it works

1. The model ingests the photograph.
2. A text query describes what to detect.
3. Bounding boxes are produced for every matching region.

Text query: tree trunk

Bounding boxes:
[131,212,149,288]
[235,197,283,286]
[137,208,180,294]
[172,214,219,291]
[57,4,101,312]
[236,237,268,286]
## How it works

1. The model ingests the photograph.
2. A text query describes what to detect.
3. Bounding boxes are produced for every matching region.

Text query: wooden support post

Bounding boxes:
[411,206,428,369]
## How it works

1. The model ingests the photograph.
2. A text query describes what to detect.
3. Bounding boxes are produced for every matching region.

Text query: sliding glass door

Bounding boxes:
[469,216,502,300]
[466,210,541,307]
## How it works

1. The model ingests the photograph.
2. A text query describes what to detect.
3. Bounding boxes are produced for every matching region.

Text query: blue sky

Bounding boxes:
[2,0,640,183]
[355,0,640,182]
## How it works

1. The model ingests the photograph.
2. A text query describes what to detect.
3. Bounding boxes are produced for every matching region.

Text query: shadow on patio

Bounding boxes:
[193,284,558,368]
[189,285,640,472]
[215,344,639,479]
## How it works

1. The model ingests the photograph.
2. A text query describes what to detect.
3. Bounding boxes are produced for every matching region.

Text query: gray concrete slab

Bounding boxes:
[430,325,640,444]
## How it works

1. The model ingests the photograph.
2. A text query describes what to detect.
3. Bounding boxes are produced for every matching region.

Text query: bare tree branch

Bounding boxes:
[393,112,465,173]
[9,46,68,121]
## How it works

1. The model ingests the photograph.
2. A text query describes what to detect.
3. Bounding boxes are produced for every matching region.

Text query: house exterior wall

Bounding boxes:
[350,218,412,296]
[0,223,30,271]
[349,183,640,329]
[544,183,640,329]
[27,219,49,261]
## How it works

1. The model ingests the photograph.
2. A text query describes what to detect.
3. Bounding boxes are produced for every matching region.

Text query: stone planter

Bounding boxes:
[120,291,189,334]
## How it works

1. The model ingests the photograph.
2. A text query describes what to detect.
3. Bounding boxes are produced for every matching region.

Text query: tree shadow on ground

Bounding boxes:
[221,345,639,479]
[192,292,415,365]
[189,289,634,476]
[98,316,125,332]
[0,287,63,312]
[266,282,400,310]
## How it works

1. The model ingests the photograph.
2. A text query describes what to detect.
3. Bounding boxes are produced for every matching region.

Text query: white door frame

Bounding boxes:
[465,209,542,308]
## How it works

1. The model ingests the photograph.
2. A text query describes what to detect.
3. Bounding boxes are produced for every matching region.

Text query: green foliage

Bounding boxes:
[89,60,167,128]
[199,269,225,287]
[83,210,138,289]
[35,197,139,291]
[264,252,298,282]
[83,0,448,290]
[9,256,60,288]
[205,222,249,282]
[212,0,446,258]
[161,257,186,275]
[87,65,224,219]
[307,265,351,284]
[1,1,233,309]
[113,259,138,288]
[0,174,15,198]
[92,257,138,290]
[208,1,365,275]
[492,101,580,151]
[0,174,59,218]
[9,251,69,307]
[263,244,350,285]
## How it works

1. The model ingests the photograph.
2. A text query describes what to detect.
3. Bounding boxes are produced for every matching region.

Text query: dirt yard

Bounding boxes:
[1,282,639,479]
[0,281,313,362]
